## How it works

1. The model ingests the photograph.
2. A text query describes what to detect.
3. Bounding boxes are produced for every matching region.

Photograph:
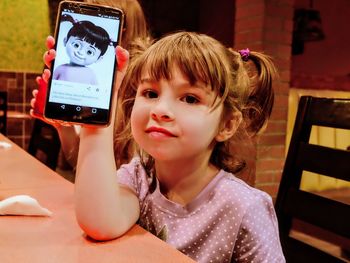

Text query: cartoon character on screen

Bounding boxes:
[53,14,116,85]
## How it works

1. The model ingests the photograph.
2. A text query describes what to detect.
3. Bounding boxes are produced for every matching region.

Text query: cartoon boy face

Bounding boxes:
[64,36,102,66]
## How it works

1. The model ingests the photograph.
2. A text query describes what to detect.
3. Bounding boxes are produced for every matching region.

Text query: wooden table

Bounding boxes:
[0,134,194,263]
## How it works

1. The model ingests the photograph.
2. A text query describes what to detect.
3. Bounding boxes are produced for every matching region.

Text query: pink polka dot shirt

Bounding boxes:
[117,158,285,263]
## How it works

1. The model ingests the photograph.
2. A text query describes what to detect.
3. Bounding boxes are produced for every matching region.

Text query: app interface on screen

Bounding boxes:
[49,9,120,110]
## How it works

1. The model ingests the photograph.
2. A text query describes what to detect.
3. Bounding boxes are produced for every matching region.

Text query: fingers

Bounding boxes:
[42,69,51,82]
[35,76,41,85]
[46,36,55,50]
[44,49,56,69]
[36,70,51,88]
[30,97,36,108]
[32,88,38,98]
[42,36,56,69]
[31,85,39,108]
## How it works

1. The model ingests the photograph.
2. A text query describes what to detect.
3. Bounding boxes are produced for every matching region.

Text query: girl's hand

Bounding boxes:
[44,36,56,68]
[30,36,60,128]
[29,35,58,126]
[29,72,60,128]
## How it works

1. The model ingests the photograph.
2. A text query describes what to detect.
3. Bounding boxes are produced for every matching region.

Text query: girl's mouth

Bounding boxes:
[146,126,176,137]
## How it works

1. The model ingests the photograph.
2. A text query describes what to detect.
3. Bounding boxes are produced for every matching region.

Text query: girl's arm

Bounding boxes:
[55,125,79,167]
[74,47,140,241]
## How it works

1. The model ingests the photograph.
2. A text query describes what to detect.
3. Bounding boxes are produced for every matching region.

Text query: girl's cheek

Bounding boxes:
[130,102,147,127]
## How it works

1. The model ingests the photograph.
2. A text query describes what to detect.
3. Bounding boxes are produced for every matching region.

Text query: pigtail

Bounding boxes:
[215,47,278,178]
[109,40,118,47]
[242,51,278,135]
[61,14,76,24]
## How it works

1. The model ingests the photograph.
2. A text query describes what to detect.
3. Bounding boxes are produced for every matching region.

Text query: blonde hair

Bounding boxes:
[115,31,278,174]
[85,0,149,49]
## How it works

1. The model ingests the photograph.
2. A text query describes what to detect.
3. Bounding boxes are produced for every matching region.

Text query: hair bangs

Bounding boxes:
[133,32,227,97]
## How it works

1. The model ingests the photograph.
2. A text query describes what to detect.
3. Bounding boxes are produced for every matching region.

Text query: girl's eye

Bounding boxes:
[182,95,199,104]
[73,43,80,48]
[87,49,94,56]
[142,90,158,99]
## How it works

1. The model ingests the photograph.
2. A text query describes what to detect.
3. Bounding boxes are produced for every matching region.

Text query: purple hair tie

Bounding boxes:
[238,48,250,62]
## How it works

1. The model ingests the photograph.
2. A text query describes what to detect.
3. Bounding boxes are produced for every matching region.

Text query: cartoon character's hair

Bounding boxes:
[85,0,150,49]
[62,14,114,56]
[114,31,278,177]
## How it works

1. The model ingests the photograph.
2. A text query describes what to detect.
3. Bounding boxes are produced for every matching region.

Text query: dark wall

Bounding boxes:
[293,0,350,77]
[198,0,234,47]
[141,0,199,38]
[140,0,235,47]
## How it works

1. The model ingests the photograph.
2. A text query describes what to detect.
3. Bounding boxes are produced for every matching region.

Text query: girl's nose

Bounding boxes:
[150,100,174,122]
[77,48,84,55]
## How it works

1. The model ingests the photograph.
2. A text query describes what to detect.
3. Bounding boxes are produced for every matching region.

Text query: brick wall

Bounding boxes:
[0,71,36,149]
[292,72,350,91]
[234,0,294,198]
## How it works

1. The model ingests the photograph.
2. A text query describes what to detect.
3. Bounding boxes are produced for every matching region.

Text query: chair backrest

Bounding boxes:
[275,96,350,263]
[28,119,61,170]
[286,88,350,192]
[0,91,8,135]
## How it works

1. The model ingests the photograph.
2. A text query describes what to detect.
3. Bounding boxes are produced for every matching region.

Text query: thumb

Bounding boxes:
[109,46,129,126]
[113,45,129,96]
[116,46,129,79]
[112,46,129,102]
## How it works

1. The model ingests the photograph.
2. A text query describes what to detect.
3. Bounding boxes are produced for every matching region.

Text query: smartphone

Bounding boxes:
[41,1,124,126]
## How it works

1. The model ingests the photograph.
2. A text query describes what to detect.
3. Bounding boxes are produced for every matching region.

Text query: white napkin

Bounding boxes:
[0,195,52,216]
[0,141,12,149]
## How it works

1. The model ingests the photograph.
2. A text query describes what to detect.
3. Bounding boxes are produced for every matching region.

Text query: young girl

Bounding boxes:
[75,31,285,263]
[53,14,116,85]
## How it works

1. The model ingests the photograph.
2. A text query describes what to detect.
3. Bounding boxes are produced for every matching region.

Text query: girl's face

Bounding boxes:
[65,36,102,66]
[131,66,224,162]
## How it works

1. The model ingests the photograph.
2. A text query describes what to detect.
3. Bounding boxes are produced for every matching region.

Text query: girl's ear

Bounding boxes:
[215,111,242,142]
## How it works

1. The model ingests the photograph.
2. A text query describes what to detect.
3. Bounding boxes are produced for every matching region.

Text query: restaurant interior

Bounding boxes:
[0,0,349,262]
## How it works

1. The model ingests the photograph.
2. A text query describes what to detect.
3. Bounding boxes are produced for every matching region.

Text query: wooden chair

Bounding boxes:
[0,91,8,135]
[275,96,350,263]
[28,119,61,170]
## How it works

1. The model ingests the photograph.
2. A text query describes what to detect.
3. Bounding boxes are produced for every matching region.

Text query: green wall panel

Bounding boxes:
[0,0,50,73]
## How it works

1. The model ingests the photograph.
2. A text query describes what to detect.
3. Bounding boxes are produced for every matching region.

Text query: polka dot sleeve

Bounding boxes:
[232,192,285,262]
[116,158,150,208]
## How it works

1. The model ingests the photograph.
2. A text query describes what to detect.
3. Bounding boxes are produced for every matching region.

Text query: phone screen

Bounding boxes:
[44,1,123,125]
